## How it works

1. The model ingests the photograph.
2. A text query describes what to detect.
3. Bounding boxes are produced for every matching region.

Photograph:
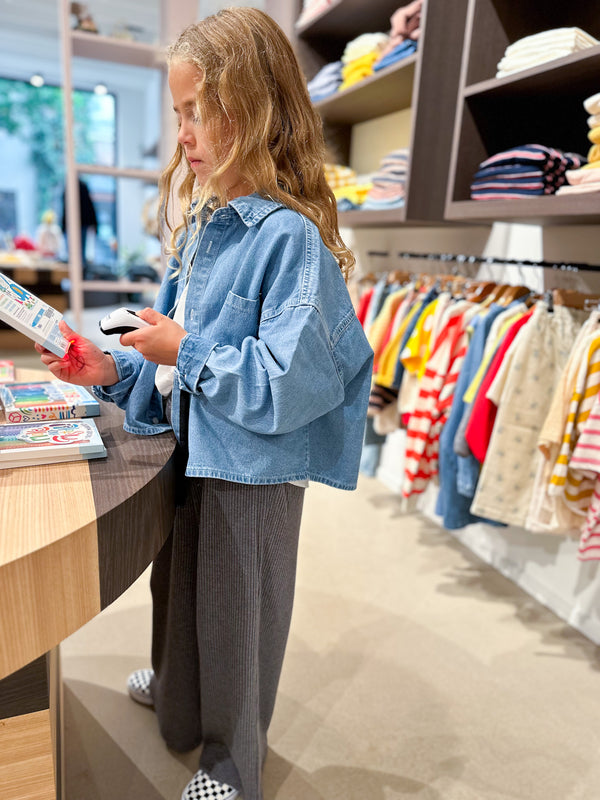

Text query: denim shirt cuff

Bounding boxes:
[92,349,143,403]
[176,332,217,393]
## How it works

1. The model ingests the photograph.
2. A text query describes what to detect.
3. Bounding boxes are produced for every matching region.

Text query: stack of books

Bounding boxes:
[0,379,106,469]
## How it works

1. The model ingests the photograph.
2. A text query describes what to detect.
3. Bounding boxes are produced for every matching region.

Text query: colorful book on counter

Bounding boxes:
[0,360,15,383]
[0,418,106,469]
[0,270,70,357]
[0,380,100,423]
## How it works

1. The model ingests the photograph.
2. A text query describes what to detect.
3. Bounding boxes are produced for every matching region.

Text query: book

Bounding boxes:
[0,380,100,423]
[0,418,107,469]
[0,270,70,357]
[0,360,15,383]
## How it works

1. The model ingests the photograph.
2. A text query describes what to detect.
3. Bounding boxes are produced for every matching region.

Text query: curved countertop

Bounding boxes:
[0,369,177,680]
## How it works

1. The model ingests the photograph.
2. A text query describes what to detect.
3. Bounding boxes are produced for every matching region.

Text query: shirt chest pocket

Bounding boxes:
[210,290,260,347]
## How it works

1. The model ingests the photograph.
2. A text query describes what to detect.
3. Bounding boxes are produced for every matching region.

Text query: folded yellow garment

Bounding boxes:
[587,144,600,162]
[582,160,600,169]
[333,183,373,205]
[588,126,600,144]
[341,51,379,79]
[324,163,357,189]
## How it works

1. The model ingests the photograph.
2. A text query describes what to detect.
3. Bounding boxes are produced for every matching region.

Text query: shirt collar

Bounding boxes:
[223,193,286,227]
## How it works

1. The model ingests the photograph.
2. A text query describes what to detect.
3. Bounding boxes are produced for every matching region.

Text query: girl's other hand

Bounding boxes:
[120,308,187,366]
[34,319,119,386]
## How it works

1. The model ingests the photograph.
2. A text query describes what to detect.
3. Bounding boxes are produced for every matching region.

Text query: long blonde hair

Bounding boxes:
[159,6,354,279]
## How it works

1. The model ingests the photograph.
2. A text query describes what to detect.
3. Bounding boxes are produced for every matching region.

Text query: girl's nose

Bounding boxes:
[177,120,193,145]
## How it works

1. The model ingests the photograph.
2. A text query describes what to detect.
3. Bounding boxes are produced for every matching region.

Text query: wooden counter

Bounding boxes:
[0,369,177,799]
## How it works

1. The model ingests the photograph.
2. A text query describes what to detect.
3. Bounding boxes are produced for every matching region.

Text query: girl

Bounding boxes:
[37,8,373,800]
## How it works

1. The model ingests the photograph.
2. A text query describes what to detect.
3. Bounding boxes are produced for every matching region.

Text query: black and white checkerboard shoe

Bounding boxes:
[126,668,154,706]
[181,769,239,800]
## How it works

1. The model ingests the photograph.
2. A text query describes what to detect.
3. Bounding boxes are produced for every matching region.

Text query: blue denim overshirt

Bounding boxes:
[94,194,373,490]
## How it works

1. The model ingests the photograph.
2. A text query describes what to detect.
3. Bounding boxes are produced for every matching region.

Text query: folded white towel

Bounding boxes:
[588,114,600,128]
[556,182,600,195]
[496,27,598,78]
[342,32,389,63]
[584,92,600,115]
[503,27,597,55]
[566,167,600,185]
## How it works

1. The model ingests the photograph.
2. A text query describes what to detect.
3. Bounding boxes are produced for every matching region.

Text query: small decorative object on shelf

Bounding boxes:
[70,1,98,33]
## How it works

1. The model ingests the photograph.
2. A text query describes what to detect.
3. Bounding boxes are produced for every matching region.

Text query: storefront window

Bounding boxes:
[0,76,116,263]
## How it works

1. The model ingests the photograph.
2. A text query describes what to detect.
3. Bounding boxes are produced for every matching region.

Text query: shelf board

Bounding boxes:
[314,56,416,124]
[463,46,600,100]
[80,280,161,293]
[338,207,407,227]
[70,30,164,68]
[75,164,161,182]
[296,0,405,40]
[445,196,600,226]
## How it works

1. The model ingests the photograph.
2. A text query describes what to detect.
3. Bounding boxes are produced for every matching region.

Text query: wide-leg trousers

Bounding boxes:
[149,470,305,800]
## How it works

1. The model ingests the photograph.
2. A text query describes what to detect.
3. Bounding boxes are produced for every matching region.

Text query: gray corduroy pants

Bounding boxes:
[149,466,305,800]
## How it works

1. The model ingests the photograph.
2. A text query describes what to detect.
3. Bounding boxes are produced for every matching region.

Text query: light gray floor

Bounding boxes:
[59,477,600,800]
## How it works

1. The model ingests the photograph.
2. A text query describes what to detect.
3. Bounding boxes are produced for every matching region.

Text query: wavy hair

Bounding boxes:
[159,7,354,279]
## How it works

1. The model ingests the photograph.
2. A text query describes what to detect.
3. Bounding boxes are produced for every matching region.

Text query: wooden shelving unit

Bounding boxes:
[445,0,600,225]
[288,0,470,228]
[58,0,168,326]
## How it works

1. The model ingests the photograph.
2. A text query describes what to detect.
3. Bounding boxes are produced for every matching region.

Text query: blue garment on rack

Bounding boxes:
[436,304,506,529]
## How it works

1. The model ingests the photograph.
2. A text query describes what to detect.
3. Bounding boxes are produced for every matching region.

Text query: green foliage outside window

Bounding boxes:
[0,77,99,219]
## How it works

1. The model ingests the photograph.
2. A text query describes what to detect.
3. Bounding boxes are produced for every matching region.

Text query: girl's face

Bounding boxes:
[168,60,251,199]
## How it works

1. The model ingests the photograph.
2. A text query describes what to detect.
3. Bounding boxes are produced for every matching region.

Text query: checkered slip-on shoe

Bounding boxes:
[126,668,154,706]
[181,769,239,800]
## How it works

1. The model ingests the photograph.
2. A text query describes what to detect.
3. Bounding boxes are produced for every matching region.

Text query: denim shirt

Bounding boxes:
[94,193,373,490]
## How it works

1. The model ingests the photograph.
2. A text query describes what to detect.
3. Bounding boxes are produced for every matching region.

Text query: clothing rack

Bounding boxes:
[366,250,600,273]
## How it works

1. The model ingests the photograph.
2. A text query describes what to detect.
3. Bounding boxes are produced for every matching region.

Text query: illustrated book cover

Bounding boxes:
[0,271,70,357]
[0,380,100,423]
[0,360,15,383]
[0,418,107,469]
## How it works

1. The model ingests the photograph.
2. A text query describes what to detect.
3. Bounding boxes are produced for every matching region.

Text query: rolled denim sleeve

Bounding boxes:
[176,303,345,435]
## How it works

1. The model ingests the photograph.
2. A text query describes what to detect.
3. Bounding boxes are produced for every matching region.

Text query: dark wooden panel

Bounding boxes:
[404,0,471,222]
[0,655,48,719]
[88,401,177,608]
[446,196,600,226]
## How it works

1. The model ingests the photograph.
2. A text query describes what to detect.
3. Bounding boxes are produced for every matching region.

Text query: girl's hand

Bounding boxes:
[34,320,119,386]
[120,307,186,365]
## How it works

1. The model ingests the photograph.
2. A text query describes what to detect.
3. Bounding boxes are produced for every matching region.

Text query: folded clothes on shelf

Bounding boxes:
[338,32,389,91]
[324,163,357,190]
[471,144,585,200]
[361,148,409,209]
[556,93,600,194]
[496,27,598,78]
[307,60,343,102]
[374,38,418,71]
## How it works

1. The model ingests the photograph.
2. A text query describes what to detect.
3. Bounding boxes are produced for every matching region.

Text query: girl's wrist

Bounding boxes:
[102,353,119,386]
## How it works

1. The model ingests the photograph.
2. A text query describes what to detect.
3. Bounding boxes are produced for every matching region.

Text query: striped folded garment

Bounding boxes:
[362,149,409,208]
[470,144,585,200]
[496,27,598,78]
